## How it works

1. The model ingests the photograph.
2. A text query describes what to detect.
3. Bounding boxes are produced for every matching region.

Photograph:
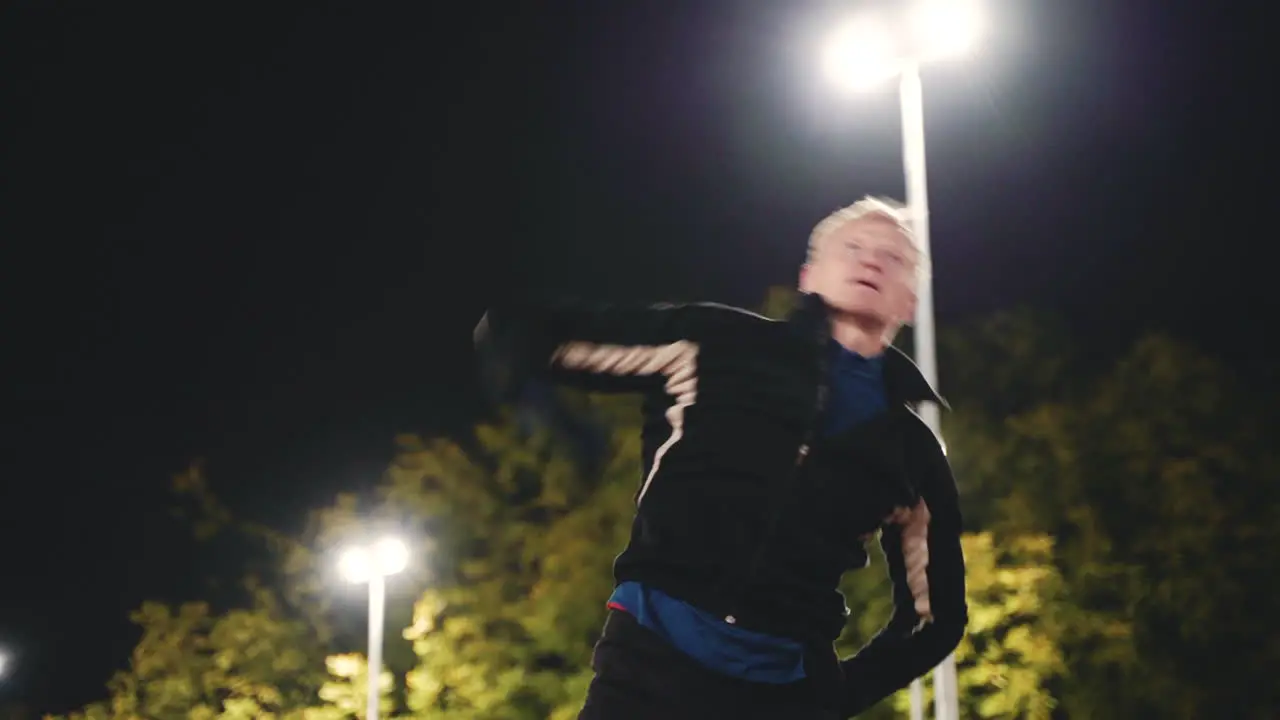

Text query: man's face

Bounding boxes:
[799,216,918,327]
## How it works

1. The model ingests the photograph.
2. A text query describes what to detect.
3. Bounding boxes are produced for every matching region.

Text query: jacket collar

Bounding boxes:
[788,291,948,410]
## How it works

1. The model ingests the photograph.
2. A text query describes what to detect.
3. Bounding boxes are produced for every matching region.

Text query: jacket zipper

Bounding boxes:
[722,320,830,625]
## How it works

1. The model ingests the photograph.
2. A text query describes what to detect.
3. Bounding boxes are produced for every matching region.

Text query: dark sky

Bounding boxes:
[0,0,1274,713]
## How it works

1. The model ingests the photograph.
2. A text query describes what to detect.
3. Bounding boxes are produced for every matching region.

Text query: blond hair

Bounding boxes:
[805,196,929,284]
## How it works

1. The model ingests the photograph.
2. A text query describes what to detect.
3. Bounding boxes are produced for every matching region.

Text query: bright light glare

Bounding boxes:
[374,537,409,576]
[908,0,981,61]
[0,649,9,678]
[338,547,372,583]
[822,18,900,91]
[338,537,409,584]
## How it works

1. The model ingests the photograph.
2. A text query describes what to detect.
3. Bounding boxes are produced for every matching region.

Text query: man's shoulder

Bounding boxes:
[894,406,958,502]
[655,300,774,319]
[898,405,946,450]
[648,301,780,335]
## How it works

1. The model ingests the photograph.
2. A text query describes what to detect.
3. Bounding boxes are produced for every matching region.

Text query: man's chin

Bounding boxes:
[831,303,891,326]
[826,297,878,316]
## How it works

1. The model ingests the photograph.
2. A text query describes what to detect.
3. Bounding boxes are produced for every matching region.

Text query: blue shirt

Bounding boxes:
[824,341,887,435]
[607,341,888,682]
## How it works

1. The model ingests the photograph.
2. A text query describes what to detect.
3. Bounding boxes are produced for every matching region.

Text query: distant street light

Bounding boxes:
[0,648,9,680]
[822,3,982,720]
[339,537,410,720]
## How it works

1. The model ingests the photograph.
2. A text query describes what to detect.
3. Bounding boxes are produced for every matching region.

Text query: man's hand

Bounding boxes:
[839,427,966,718]
[886,499,932,622]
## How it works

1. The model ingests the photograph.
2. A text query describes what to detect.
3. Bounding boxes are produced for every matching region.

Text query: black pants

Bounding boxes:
[578,610,845,720]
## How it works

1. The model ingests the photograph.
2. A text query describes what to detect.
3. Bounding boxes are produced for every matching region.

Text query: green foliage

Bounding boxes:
[949,533,1064,720]
[46,587,329,720]
[939,309,1077,419]
[169,462,340,649]
[387,397,642,719]
[311,653,396,720]
[944,325,1280,718]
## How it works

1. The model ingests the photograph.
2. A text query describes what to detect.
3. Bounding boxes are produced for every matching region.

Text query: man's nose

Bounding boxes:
[856,256,884,273]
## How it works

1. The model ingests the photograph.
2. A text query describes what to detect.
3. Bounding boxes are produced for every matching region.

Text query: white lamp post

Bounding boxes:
[339,537,410,720]
[822,3,982,719]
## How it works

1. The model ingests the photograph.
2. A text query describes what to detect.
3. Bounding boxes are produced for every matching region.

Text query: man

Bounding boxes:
[473,197,967,719]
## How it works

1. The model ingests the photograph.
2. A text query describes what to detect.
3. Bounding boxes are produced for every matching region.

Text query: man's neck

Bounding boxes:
[830,315,889,357]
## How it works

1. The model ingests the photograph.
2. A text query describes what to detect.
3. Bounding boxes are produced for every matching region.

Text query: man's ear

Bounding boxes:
[797,263,811,292]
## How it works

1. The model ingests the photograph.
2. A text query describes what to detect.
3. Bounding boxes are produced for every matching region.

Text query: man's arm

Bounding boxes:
[474,299,705,404]
[839,427,968,717]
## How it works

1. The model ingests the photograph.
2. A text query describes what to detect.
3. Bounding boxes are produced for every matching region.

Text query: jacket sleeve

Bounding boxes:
[839,426,968,717]
[473,299,704,404]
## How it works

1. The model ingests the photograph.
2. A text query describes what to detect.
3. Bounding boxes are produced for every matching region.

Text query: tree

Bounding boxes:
[942,322,1280,718]
[309,654,396,720]
[388,395,642,719]
[938,309,1078,422]
[1052,336,1280,718]
[45,587,329,720]
[949,532,1065,719]
[171,463,422,712]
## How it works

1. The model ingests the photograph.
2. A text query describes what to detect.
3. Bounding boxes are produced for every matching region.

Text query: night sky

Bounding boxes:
[1,0,1274,713]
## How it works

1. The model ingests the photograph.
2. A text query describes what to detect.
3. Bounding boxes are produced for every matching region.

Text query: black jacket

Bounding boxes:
[474,291,967,716]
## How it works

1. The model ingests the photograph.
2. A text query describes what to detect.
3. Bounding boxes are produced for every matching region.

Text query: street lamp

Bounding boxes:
[823,3,981,720]
[339,537,410,720]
